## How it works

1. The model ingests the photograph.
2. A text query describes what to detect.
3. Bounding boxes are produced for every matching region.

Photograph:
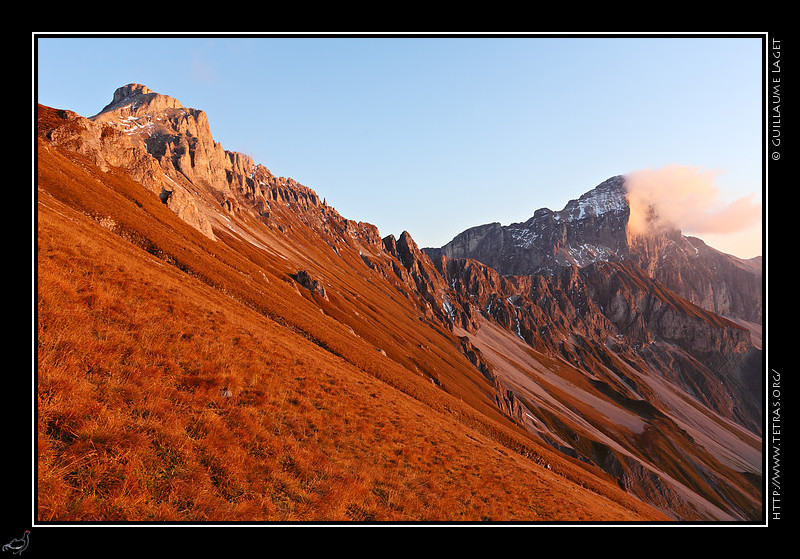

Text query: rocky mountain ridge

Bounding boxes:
[425,176,762,325]
[36,84,763,521]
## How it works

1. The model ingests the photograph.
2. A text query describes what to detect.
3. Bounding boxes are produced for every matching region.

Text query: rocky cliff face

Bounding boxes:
[426,176,630,274]
[433,253,761,433]
[90,83,246,194]
[628,233,762,324]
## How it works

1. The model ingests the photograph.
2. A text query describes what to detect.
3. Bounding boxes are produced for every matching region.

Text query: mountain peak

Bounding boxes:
[558,175,628,222]
[93,83,184,118]
[429,176,631,275]
[427,174,761,322]
[114,83,155,100]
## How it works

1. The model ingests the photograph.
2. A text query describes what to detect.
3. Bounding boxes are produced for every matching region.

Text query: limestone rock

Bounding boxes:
[294,270,328,299]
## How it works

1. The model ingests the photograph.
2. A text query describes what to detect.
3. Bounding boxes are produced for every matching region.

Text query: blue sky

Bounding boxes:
[35,34,764,258]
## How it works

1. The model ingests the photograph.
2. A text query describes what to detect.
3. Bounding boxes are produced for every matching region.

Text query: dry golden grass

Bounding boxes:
[37,201,655,522]
[36,114,669,523]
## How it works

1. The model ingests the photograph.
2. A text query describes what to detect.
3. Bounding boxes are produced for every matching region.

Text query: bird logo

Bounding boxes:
[2,531,29,556]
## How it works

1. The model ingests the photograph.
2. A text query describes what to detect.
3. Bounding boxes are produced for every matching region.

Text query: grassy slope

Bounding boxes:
[36,130,669,522]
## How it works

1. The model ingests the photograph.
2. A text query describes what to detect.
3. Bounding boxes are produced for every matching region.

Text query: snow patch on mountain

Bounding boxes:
[565,243,619,267]
[509,225,539,249]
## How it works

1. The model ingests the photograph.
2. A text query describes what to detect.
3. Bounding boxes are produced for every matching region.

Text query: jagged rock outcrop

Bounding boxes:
[294,270,328,300]
[381,231,452,322]
[435,247,761,434]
